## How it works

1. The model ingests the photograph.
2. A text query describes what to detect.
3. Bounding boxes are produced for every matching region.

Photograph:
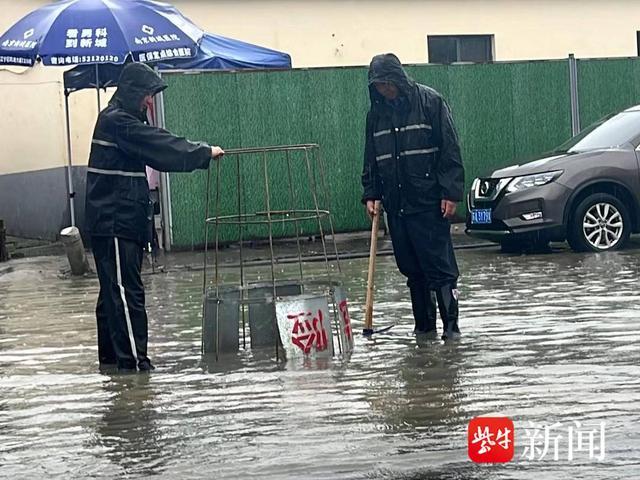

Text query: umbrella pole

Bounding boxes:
[64,89,76,227]
[95,64,101,112]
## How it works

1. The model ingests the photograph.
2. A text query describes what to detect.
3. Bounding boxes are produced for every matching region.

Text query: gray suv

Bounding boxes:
[466,105,640,252]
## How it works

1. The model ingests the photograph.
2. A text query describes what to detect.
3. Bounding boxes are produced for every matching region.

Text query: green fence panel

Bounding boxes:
[232,69,313,242]
[164,68,373,247]
[405,64,450,100]
[164,72,241,248]
[303,67,371,233]
[163,59,580,249]
[578,58,640,128]
[447,63,516,190]
[511,60,572,163]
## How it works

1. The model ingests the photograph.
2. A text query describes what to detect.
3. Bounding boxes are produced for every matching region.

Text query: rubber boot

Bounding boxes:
[424,290,437,336]
[410,283,438,337]
[138,359,155,372]
[435,284,461,341]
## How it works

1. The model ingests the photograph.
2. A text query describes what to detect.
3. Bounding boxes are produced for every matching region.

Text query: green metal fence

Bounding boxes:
[577,57,640,128]
[163,57,640,249]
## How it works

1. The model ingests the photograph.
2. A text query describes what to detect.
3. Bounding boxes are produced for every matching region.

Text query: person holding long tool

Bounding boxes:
[85,62,224,372]
[361,53,464,340]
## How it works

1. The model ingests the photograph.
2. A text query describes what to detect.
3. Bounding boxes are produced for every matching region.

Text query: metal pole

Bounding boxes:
[237,154,246,349]
[154,84,173,252]
[201,166,212,355]
[314,146,342,355]
[224,144,318,155]
[95,64,101,112]
[331,293,342,356]
[158,171,172,251]
[63,90,76,227]
[315,147,342,274]
[568,53,581,136]
[202,167,212,296]
[213,159,222,361]
[214,158,222,292]
[302,147,332,283]
[262,151,279,360]
[285,150,305,289]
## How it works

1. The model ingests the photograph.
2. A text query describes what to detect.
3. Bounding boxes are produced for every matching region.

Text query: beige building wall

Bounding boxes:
[0,1,103,175]
[176,0,640,67]
[0,64,104,175]
[1,0,640,175]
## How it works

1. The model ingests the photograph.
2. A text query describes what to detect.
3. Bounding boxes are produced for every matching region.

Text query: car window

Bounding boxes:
[556,111,640,153]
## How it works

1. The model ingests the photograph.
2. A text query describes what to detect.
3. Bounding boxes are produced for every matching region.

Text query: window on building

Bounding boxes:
[427,35,494,64]
[637,31,640,56]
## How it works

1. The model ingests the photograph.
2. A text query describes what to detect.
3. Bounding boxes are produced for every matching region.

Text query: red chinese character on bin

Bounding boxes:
[468,416,514,463]
[338,300,352,340]
[289,310,329,354]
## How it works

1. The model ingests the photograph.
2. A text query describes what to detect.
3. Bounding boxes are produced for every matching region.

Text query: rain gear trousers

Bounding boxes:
[361,54,463,338]
[86,63,213,369]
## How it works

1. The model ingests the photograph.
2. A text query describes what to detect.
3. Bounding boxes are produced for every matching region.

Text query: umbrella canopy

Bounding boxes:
[63,33,292,92]
[155,32,292,71]
[0,0,203,67]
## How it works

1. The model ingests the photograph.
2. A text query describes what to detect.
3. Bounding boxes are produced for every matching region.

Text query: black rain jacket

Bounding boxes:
[85,62,211,244]
[361,54,464,216]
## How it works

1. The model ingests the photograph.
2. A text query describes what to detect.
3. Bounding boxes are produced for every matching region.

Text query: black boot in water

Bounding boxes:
[410,282,438,336]
[436,284,461,341]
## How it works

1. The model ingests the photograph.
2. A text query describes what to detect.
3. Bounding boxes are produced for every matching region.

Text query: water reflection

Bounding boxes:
[1,248,640,479]
[90,373,165,477]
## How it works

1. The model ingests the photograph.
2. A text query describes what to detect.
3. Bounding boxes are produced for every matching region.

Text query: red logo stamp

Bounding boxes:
[468,416,515,463]
[288,310,329,354]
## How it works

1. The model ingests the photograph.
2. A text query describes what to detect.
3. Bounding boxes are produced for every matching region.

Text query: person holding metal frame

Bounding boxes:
[85,62,224,372]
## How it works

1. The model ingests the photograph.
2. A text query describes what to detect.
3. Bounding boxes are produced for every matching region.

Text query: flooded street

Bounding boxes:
[1,244,640,479]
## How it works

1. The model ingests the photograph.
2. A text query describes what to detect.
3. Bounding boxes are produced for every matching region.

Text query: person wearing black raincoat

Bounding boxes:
[85,62,224,371]
[361,53,464,340]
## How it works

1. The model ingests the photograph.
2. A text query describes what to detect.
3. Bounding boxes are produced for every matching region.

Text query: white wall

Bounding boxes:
[0,1,102,175]
[0,65,64,174]
[2,0,640,176]
[173,0,640,67]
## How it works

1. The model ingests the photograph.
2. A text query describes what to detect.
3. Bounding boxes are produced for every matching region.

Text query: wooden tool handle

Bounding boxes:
[364,200,381,330]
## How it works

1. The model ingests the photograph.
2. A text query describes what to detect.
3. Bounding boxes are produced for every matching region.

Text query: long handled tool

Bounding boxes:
[363,201,393,336]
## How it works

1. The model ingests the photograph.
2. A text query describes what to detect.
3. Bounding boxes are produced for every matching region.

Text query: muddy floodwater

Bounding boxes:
[1,245,639,479]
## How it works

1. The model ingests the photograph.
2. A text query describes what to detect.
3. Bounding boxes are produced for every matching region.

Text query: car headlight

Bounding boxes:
[506,171,563,193]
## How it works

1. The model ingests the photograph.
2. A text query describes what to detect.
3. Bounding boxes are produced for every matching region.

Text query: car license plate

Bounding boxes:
[471,209,492,225]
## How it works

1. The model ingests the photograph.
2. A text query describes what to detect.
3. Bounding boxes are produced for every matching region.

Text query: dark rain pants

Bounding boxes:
[92,236,152,371]
[386,208,461,336]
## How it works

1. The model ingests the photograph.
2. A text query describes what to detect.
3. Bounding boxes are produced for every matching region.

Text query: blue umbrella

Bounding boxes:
[0,0,205,229]
[155,32,292,71]
[63,33,292,92]
[0,0,203,67]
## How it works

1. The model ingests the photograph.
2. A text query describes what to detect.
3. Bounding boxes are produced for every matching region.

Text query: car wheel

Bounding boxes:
[567,193,630,252]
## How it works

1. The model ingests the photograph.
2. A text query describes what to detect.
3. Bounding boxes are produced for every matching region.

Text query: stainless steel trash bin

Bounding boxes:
[203,286,241,354]
[247,280,303,348]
